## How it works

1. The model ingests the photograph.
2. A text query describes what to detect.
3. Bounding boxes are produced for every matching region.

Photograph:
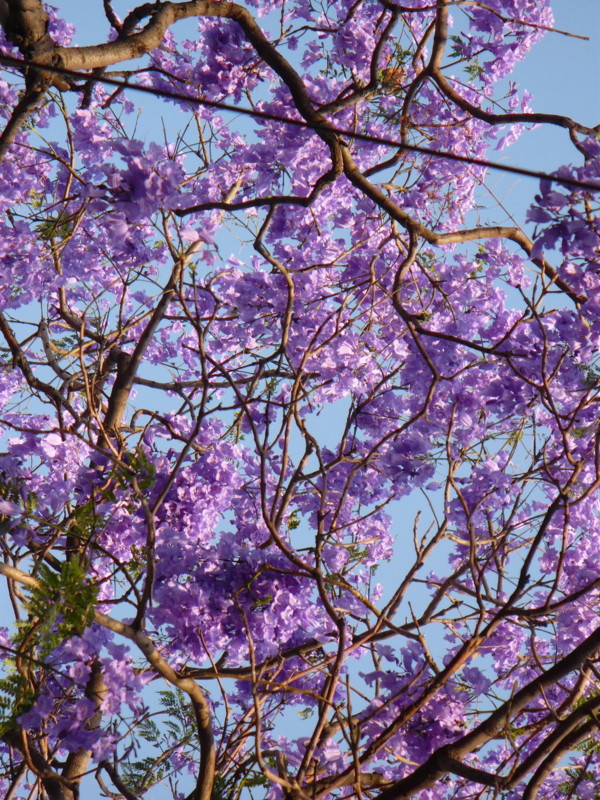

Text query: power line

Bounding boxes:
[1,53,599,193]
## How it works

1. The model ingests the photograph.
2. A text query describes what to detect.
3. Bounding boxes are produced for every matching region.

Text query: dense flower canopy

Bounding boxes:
[0,1,599,799]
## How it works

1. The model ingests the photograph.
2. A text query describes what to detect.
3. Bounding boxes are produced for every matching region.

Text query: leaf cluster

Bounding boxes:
[0,557,98,735]
[121,689,197,793]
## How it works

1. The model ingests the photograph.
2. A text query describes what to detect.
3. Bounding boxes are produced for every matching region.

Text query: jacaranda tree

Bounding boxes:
[0,1,599,798]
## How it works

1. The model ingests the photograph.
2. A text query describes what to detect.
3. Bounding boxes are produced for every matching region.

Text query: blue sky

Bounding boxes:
[1,3,598,795]
[487,1,600,225]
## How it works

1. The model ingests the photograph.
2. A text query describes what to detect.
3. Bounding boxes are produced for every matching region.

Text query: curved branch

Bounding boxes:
[0,310,78,420]
[522,717,598,800]
[0,86,46,162]
[371,623,600,800]
[509,694,600,789]
[2,728,76,800]
[431,0,597,137]
[98,760,141,800]
[433,71,600,138]
[0,561,217,800]
[340,148,586,305]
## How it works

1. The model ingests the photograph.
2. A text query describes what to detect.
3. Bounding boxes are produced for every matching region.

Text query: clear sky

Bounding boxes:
[487,1,600,226]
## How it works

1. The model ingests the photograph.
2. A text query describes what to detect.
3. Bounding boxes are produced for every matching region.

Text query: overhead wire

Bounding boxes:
[0,53,599,193]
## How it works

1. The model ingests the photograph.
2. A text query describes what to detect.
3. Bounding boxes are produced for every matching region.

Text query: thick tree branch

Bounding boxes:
[371,624,600,800]
[0,562,217,800]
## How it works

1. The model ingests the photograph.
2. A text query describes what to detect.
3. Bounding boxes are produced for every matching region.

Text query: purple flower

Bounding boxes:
[0,499,20,515]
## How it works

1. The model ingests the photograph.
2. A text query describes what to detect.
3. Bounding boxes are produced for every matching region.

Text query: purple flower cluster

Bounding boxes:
[0,0,599,798]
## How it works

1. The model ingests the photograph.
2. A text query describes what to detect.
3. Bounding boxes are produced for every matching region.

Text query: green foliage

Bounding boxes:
[287,510,301,530]
[0,673,35,735]
[157,688,196,741]
[113,445,158,493]
[0,474,21,505]
[418,251,441,279]
[506,419,526,448]
[251,594,273,612]
[0,472,36,520]
[265,376,279,396]
[211,756,276,800]
[465,61,485,80]
[580,363,600,389]
[449,36,485,81]
[121,689,197,794]
[450,36,485,80]
[30,557,97,639]
[34,213,74,243]
[0,557,98,734]
[122,742,171,793]
[449,36,463,59]
[69,496,100,545]
[558,763,600,799]
[212,770,271,800]
[375,43,412,95]
[555,701,600,797]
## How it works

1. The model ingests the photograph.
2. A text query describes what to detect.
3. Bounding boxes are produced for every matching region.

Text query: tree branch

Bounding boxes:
[0,562,217,800]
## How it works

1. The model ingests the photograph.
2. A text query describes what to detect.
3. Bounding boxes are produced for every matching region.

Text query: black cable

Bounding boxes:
[0,53,598,193]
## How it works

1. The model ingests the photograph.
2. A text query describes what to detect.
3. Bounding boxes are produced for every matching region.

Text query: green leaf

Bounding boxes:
[0,556,98,734]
